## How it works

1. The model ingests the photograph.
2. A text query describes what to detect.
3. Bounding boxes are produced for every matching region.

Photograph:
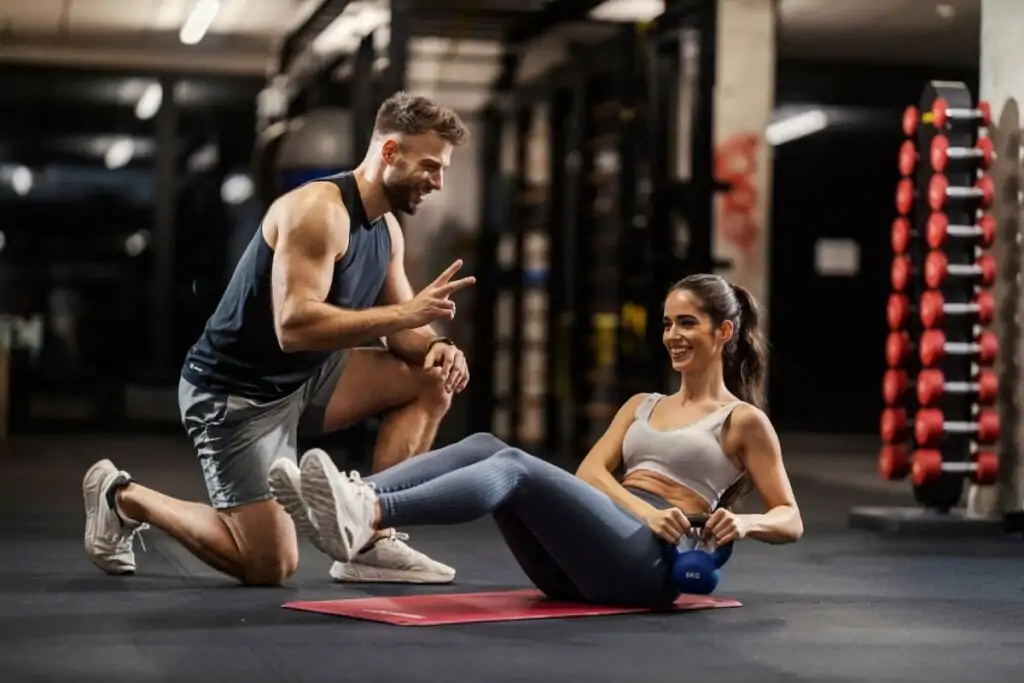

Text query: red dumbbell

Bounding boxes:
[919,329,998,367]
[891,255,915,290]
[879,444,910,480]
[926,212,996,249]
[924,250,996,289]
[891,217,914,254]
[914,407,1000,446]
[898,140,917,176]
[931,98,992,129]
[911,449,999,486]
[928,174,995,210]
[886,331,912,367]
[916,368,998,406]
[930,135,995,172]
[902,105,919,136]
[896,178,915,215]
[887,293,913,329]
[883,369,910,405]
[881,407,909,443]
[919,289,995,328]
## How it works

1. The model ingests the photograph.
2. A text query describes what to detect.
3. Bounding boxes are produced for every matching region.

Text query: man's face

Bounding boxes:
[380,132,452,214]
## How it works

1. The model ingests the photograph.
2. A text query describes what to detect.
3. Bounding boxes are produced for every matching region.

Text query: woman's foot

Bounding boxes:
[267,458,329,555]
[298,449,378,562]
[328,529,456,584]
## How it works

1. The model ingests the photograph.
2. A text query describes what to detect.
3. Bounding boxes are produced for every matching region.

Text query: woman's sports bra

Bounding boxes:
[621,393,745,508]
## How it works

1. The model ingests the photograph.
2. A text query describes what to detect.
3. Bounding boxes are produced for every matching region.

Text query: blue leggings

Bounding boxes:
[366,433,680,607]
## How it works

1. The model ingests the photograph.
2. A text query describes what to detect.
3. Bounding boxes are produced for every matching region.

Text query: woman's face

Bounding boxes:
[662,289,733,373]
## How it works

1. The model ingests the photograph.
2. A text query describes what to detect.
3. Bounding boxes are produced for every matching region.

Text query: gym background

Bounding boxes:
[0,0,1018,516]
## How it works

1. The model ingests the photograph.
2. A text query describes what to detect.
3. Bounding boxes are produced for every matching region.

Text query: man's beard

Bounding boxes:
[383,181,419,215]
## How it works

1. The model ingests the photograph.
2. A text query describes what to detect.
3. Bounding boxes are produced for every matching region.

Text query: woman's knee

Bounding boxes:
[460,432,509,454]
[489,447,537,483]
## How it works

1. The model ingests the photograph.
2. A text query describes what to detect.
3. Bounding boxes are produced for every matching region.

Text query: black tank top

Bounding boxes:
[181,172,392,400]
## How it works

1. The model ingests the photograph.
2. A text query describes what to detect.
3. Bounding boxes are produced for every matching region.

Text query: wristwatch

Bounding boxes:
[428,337,455,351]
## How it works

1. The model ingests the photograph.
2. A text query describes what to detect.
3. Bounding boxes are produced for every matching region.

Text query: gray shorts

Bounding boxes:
[178,352,348,510]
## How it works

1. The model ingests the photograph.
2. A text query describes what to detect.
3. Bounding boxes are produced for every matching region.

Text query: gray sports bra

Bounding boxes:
[621,393,745,508]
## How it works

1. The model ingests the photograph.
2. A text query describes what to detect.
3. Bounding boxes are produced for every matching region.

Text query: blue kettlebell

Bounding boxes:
[670,514,734,595]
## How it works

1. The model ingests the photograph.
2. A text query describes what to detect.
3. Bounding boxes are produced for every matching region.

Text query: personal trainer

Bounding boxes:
[82,92,475,587]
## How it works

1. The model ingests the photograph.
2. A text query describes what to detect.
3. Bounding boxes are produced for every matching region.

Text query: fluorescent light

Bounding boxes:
[180,0,221,46]
[588,0,664,22]
[105,139,135,170]
[765,110,829,146]
[135,83,163,120]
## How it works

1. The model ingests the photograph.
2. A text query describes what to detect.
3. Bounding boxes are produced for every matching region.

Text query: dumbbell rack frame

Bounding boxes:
[912,81,983,512]
[853,80,1006,535]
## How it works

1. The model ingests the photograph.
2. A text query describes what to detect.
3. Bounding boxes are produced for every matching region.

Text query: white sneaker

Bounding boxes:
[329,529,456,584]
[267,457,329,555]
[299,448,377,562]
[82,459,148,575]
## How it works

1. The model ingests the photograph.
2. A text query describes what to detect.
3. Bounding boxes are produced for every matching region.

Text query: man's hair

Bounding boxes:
[373,91,469,146]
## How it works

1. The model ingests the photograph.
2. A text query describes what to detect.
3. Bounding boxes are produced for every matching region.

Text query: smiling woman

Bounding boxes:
[289,271,803,608]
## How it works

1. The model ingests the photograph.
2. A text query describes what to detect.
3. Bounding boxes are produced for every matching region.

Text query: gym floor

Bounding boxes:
[1,433,1022,683]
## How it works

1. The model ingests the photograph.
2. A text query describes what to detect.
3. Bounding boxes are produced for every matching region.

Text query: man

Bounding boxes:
[81,91,475,586]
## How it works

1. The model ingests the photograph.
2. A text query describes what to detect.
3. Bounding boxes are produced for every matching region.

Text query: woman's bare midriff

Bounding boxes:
[622,470,711,516]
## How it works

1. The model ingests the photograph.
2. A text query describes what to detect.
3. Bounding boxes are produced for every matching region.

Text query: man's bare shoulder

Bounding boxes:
[265,183,351,250]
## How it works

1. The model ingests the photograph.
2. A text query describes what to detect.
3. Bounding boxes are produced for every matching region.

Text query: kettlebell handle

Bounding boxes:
[687,514,710,528]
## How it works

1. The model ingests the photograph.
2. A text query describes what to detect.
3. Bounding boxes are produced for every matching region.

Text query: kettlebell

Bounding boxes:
[670,514,734,595]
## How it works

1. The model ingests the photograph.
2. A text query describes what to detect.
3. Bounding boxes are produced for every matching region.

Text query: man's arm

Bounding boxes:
[379,213,447,364]
[272,191,415,352]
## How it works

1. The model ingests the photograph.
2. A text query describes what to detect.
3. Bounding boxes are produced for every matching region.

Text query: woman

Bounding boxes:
[280,274,803,606]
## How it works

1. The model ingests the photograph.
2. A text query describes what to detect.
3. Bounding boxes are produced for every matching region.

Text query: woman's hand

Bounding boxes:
[642,507,691,545]
[703,508,750,546]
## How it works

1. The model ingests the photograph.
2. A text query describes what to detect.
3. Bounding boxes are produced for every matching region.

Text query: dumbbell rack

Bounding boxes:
[854,81,1006,533]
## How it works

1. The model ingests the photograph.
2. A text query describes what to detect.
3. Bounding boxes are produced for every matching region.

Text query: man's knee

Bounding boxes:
[239,547,299,586]
[412,363,453,414]
[220,500,300,587]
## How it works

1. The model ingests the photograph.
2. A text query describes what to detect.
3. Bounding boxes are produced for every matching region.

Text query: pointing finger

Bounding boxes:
[430,260,464,287]
[437,276,477,296]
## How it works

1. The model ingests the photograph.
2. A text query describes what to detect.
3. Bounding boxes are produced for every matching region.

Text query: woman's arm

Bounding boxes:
[724,405,803,544]
[575,394,661,521]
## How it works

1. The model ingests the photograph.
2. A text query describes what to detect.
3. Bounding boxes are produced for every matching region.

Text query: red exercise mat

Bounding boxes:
[283,588,742,626]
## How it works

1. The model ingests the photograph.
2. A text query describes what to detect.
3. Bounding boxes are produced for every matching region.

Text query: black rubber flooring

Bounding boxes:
[2,433,1023,683]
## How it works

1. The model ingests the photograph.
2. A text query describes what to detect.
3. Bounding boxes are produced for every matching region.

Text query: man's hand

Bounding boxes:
[399,260,476,328]
[424,341,470,393]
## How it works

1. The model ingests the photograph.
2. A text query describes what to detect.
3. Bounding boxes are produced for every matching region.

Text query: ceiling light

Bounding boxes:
[10,166,32,196]
[180,0,221,46]
[312,1,390,55]
[221,174,255,205]
[588,0,664,22]
[135,83,162,120]
[105,139,135,170]
[936,4,956,19]
[765,110,829,146]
